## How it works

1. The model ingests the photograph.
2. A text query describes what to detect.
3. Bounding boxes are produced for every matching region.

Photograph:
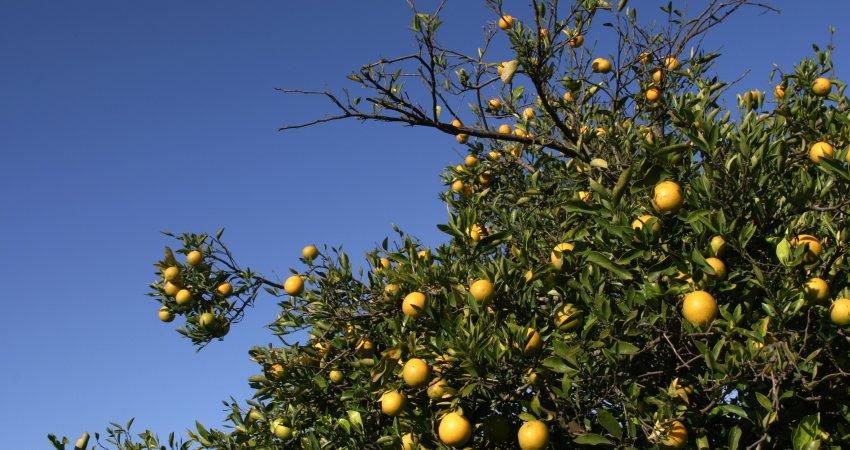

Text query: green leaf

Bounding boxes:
[585,251,633,280]
[574,434,613,445]
[609,340,639,355]
[776,239,791,265]
[793,414,820,450]
[719,404,748,420]
[596,409,622,438]
[542,356,568,373]
[347,410,364,434]
[728,426,742,450]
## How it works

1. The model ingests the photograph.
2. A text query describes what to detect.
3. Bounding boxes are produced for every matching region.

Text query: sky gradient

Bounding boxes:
[1,1,848,448]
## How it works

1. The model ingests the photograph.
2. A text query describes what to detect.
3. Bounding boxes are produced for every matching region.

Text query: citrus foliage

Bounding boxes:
[52,1,850,449]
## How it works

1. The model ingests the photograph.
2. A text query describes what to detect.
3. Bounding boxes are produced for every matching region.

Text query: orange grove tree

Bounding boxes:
[51,0,850,449]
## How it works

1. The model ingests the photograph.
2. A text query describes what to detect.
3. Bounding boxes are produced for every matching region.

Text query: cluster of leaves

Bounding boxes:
[52,1,850,449]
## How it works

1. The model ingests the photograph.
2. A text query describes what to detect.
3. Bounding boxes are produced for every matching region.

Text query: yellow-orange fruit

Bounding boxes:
[217,282,233,297]
[186,250,203,266]
[301,245,319,260]
[705,257,727,280]
[380,390,406,416]
[469,279,495,303]
[402,291,426,318]
[498,15,514,30]
[284,275,304,296]
[438,412,472,446]
[175,289,192,306]
[811,77,831,96]
[791,234,822,264]
[830,299,850,325]
[809,141,834,163]
[652,180,683,213]
[402,358,430,387]
[682,291,717,326]
[591,58,612,73]
[517,420,549,450]
[158,306,174,323]
[659,420,688,449]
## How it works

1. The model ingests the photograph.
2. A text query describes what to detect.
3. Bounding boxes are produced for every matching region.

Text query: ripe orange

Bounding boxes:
[268,363,284,380]
[631,214,660,235]
[158,306,174,323]
[652,180,683,213]
[402,358,430,387]
[469,279,495,303]
[401,433,419,450]
[455,133,469,144]
[355,338,375,358]
[217,282,232,297]
[487,150,501,161]
[591,57,612,73]
[664,56,680,70]
[270,419,292,440]
[284,275,304,296]
[380,257,391,269]
[380,390,406,416]
[427,378,448,400]
[659,420,688,448]
[175,289,192,306]
[652,69,663,83]
[186,250,203,266]
[682,291,717,326]
[199,312,216,329]
[562,91,574,102]
[774,84,785,99]
[791,234,822,264]
[162,266,180,282]
[451,180,465,194]
[522,328,542,356]
[645,87,661,102]
[384,283,401,299]
[465,155,478,167]
[468,224,485,241]
[550,242,575,269]
[450,118,462,128]
[497,15,514,30]
[301,245,319,260]
[163,281,180,297]
[329,369,343,383]
[578,191,592,203]
[709,235,726,257]
[804,277,829,303]
[567,34,584,48]
[638,51,650,64]
[402,292,426,318]
[522,107,535,121]
[517,420,549,450]
[830,299,850,325]
[478,172,492,186]
[705,257,727,280]
[489,98,503,110]
[498,123,511,134]
[555,304,583,331]
[811,77,831,96]
[809,141,834,163]
[438,412,472,446]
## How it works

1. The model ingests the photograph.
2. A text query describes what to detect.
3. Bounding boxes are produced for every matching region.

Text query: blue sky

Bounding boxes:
[1,1,847,448]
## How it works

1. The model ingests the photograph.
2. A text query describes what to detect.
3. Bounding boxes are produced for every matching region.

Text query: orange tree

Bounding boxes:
[50,1,850,449]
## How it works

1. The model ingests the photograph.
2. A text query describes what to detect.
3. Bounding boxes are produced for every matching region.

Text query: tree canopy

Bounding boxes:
[51,1,850,449]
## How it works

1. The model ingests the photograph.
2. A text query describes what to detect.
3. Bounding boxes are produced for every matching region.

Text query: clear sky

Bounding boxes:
[1,1,848,448]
